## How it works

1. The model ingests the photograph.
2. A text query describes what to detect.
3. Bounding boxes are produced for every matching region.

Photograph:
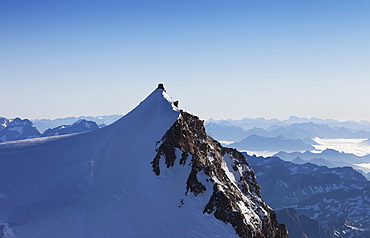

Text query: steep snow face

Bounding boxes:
[0,87,286,238]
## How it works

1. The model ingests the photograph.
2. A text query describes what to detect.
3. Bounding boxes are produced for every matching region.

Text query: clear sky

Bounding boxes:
[1,0,370,121]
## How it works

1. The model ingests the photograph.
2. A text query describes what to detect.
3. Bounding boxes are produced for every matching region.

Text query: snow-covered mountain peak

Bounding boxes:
[0,85,287,238]
[133,85,180,113]
[110,85,180,133]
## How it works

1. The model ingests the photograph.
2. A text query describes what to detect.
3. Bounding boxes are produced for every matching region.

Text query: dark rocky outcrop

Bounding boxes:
[157,83,165,91]
[152,111,288,238]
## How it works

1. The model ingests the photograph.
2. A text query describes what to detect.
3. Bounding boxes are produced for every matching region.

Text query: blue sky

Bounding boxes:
[1,0,370,121]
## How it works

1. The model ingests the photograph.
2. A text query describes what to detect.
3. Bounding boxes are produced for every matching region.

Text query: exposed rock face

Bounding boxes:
[152,111,288,238]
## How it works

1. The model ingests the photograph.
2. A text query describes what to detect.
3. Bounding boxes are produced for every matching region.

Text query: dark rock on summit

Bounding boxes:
[157,83,165,91]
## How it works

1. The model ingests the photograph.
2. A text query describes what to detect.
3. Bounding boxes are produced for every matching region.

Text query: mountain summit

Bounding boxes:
[0,84,287,238]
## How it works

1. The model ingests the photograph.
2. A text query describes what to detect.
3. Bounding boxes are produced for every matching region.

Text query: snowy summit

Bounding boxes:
[0,84,287,238]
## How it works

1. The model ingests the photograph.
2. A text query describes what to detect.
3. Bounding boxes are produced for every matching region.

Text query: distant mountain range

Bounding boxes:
[275,149,370,164]
[204,118,370,156]
[245,153,370,237]
[0,117,102,143]
[41,119,100,137]
[0,118,41,142]
[205,121,370,144]
[274,149,370,178]
[204,122,247,142]
[230,135,315,152]
[31,115,122,133]
[207,116,370,131]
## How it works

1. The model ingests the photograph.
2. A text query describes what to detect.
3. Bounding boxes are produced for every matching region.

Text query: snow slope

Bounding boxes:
[0,88,237,237]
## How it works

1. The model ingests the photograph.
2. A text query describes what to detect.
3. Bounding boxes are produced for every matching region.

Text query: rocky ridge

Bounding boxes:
[152,110,288,238]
